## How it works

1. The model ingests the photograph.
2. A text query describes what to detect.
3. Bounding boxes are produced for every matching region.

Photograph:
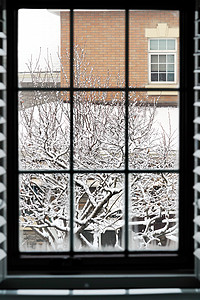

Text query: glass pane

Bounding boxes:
[74,10,125,88]
[151,55,158,63]
[19,173,70,252]
[167,39,175,50]
[167,73,175,81]
[129,173,179,251]
[18,91,70,170]
[159,73,166,81]
[74,92,125,170]
[74,173,124,251]
[159,64,166,72]
[151,73,158,81]
[129,92,179,170]
[151,64,158,72]
[159,39,166,50]
[167,64,174,72]
[167,55,174,63]
[18,9,70,87]
[129,10,179,88]
[150,39,158,50]
[159,55,166,63]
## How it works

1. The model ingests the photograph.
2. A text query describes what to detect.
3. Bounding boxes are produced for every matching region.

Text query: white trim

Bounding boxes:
[148,39,177,85]
[147,91,179,96]
[145,84,179,96]
[145,23,179,38]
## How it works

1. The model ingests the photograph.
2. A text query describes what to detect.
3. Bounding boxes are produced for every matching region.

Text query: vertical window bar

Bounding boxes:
[125,9,129,253]
[70,9,74,254]
[0,2,6,280]
[194,0,200,281]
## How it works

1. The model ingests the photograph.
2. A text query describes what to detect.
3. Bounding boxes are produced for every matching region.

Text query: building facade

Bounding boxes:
[60,10,179,105]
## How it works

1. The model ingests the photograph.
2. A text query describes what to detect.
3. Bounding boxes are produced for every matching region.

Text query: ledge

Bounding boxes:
[0,288,200,299]
[0,274,200,290]
[145,84,179,96]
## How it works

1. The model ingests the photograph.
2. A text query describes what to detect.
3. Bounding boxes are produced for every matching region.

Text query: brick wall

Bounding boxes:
[129,10,179,88]
[60,10,179,105]
[60,11,70,87]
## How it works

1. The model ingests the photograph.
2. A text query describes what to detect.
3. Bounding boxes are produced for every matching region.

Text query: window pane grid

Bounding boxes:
[150,54,175,83]
[18,9,179,254]
[150,39,176,51]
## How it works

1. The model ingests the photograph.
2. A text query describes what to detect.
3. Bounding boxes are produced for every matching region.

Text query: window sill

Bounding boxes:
[145,84,178,96]
[0,274,200,290]
[0,276,200,299]
[0,288,200,299]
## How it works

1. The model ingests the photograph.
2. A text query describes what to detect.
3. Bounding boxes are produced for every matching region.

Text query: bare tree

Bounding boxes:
[19,47,178,251]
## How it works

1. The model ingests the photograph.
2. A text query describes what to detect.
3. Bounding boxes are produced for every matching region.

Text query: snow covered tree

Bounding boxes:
[19,47,178,251]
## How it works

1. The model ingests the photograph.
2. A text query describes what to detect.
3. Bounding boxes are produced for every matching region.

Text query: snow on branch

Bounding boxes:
[19,46,178,251]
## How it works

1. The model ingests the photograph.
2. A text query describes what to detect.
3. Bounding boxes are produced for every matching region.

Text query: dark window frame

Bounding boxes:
[6,0,195,281]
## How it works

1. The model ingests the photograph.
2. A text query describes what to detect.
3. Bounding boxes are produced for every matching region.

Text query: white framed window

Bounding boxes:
[148,38,177,84]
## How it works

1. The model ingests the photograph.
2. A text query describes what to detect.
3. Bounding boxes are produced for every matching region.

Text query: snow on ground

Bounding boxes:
[153,107,179,150]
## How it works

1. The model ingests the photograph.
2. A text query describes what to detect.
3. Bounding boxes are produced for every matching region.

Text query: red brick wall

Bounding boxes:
[60,10,179,104]
[129,10,179,88]
[60,11,70,87]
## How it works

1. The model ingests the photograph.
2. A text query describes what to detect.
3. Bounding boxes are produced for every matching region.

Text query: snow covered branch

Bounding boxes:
[19,46,178,251]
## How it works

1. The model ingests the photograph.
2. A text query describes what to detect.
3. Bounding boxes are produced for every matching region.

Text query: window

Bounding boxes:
[4,0,194,283]
[17,9,180,254]
[149,39,177,83]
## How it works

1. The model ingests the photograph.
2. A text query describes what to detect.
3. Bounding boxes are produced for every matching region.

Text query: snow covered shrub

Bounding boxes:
[19,47,178,251]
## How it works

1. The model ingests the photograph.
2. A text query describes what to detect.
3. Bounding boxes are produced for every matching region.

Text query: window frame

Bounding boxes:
[6,0,195,282]
[148,38,177,84]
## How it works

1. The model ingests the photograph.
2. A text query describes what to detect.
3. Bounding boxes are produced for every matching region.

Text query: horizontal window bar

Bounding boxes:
[18,87,180,92]
[18,169,179,174]
[13,2,183,10]
[127,169,179,173]
[20,250,178,257]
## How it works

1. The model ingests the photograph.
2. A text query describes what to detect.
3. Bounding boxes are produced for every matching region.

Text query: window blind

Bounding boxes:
[0,0,6,283]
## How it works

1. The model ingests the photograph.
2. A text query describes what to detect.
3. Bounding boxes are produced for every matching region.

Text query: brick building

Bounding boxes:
[59,10,179,105]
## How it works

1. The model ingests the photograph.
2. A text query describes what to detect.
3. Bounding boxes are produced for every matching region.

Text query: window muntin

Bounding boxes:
[17,9,180,254]
[149,38,177,84]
